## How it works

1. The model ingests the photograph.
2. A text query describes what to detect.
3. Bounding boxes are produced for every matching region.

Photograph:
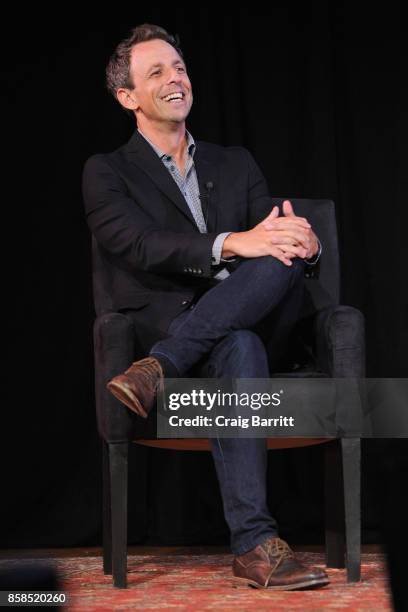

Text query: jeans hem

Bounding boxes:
[231,530,279,556]
[149,350,182,377]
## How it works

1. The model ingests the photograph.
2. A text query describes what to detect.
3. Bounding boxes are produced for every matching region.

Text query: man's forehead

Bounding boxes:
[130,40,183,72]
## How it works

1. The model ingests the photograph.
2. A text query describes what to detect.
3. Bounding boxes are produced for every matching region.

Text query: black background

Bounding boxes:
[2,5,407,550]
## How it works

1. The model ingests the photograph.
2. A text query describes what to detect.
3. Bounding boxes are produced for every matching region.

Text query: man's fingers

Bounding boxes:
[267,217,311,230]
[276,253,293,266]
[270,246,295,266]
[259,224,311,248]
[270,230,311,249]
[282,199,294,217]
[261,205,279,226]
[271,242,307,257]
[263,220,310,231]
[272,243,309,262]
[281,258,293,266]
[269,234,304,246]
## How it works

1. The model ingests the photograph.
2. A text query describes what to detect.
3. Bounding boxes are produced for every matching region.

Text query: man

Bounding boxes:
[82,23,329,590]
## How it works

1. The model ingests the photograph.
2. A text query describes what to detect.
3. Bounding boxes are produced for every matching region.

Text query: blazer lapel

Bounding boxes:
[193,141,220,234]
[124,129,197,226]
[125,129,220,233]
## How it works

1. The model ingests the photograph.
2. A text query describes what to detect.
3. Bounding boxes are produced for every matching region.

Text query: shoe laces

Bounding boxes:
[129,357,164,391]
[261,537,295,562]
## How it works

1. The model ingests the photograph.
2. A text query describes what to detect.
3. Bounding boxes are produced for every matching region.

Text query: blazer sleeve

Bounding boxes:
[82,154,218,278]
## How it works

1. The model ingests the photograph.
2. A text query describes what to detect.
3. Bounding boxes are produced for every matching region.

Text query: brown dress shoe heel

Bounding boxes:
[232,537,330,590]
[106,357,164,418]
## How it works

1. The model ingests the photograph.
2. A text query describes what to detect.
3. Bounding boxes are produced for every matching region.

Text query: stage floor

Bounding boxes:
[0,546,393,611]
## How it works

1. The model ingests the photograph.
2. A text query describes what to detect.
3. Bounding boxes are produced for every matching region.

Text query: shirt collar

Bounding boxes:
[137,127,196,160]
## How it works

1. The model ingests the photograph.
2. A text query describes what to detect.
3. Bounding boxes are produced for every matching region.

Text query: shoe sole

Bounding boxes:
[106,380,148,419]
[232,576,330,590]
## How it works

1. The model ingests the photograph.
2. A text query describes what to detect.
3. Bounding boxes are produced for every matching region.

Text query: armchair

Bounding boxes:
[91,198,365,588]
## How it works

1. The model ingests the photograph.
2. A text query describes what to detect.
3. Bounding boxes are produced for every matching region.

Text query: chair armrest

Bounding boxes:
[93,312,149,442]
[313,306,365,377]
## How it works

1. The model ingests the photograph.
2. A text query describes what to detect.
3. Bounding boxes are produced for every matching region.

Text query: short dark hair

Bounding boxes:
[105,23,184,105]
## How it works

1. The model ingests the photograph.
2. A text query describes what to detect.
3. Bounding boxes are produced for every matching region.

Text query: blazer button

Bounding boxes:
[181,300,189,305]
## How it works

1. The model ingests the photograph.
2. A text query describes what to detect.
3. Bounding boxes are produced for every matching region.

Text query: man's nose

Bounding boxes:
[167,68,183,84]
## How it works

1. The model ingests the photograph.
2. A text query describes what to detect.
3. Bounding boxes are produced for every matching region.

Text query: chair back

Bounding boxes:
[271,198,340,313]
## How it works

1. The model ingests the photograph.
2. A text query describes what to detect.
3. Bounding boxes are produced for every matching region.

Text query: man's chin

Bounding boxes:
[163,110,191,123]
[167,101,192,120]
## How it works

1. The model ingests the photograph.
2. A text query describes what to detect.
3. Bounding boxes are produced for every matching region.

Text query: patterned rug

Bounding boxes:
[1,551,393,611]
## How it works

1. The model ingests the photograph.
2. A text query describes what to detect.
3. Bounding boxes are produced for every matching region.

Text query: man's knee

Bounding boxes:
[241,254,304,279]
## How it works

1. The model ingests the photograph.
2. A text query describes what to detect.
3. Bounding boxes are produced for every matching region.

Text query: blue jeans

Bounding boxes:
[151,256,305,554]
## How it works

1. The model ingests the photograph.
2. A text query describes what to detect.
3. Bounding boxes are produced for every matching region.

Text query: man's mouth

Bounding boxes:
[161,91,186,103]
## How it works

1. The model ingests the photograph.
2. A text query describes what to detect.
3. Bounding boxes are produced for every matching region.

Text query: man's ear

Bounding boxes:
[116,88,139,112]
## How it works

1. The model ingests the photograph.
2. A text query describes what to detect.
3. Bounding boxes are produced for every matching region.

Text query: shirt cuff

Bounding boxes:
[211,232,237,265]
[305,239,322,265]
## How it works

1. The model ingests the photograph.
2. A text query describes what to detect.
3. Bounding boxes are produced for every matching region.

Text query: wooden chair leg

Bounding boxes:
[102,440,112,575]
[325,439,345,568]
[109,442,129,588]
[342,437,361,582]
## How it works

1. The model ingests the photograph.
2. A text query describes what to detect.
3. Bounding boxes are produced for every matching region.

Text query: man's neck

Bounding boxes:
[137,122,187,160]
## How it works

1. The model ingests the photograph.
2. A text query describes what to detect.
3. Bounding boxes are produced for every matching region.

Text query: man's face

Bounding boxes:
[127,39,193,125]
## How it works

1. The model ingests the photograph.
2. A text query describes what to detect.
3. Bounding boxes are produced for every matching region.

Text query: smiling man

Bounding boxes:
[114,36,194,173]
[83,23,328,590]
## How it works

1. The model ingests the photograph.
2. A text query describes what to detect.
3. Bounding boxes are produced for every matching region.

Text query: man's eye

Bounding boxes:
[150,67,184,77]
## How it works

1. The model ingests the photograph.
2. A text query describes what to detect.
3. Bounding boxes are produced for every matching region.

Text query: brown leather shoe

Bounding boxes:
[232,536,329,590]
[106,357,164,418]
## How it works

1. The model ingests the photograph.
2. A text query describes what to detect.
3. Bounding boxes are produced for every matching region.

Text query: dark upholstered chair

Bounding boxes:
[91,198,365,588]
